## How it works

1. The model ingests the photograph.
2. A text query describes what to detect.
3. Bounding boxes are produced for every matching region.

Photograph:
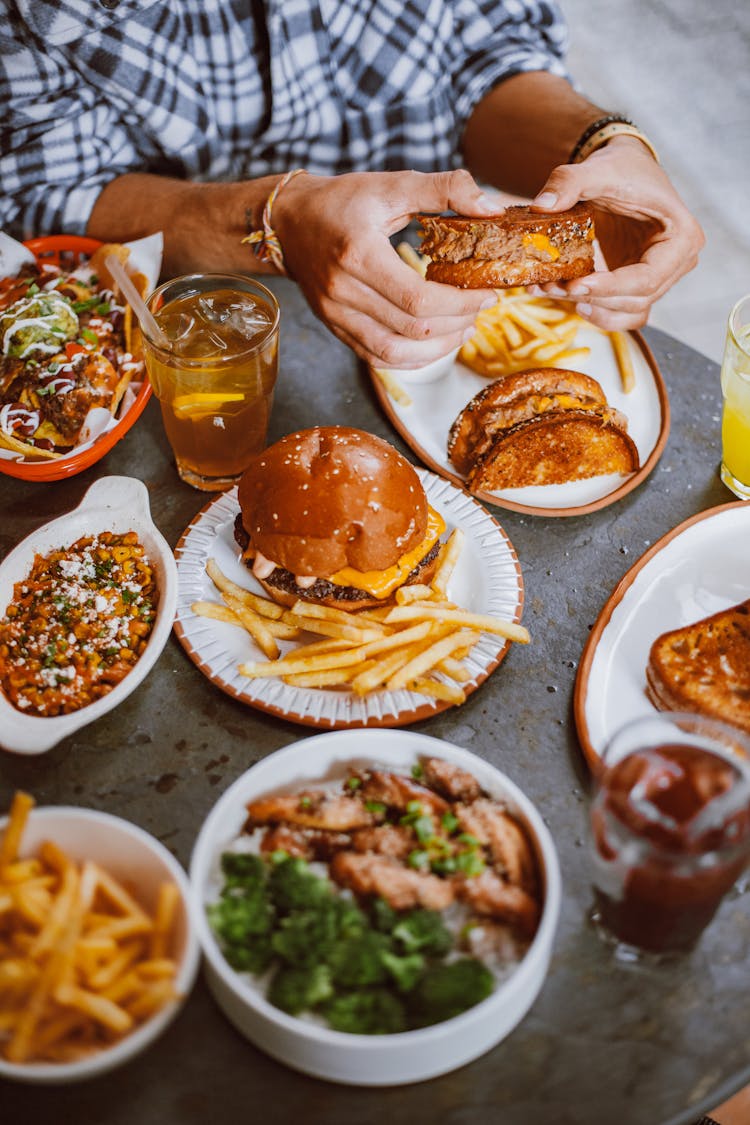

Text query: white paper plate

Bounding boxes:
[0,476,177,755]
[574,500,750,771]
[173,470,524,729]
[371,327,669,517]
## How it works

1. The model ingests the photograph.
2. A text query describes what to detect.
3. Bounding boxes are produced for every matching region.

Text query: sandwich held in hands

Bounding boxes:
[419,204,595,290]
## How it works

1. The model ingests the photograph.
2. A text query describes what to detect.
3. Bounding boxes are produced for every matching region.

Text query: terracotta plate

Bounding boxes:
[173,469,524,729]
[370,327,669,518]
[574,500,750,773]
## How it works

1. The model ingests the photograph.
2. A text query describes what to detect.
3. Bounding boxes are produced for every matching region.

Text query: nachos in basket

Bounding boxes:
[0,244,147,459]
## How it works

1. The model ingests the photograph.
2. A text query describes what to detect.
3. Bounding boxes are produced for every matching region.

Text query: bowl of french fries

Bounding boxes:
[0,792,200,1082]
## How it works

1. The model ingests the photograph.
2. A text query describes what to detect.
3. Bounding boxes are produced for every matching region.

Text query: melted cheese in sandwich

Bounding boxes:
[522,233,560,262]
[329,507,446,598]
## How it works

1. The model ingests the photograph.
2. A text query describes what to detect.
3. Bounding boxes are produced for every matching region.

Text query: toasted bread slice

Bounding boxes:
[420,204,595,289]
[466,409,639,491]
[646,601,750,733]
[448,368,610,475]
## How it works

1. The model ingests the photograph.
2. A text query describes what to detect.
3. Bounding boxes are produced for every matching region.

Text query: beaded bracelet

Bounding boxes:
[570,115,659,165]
[241,168,306,275]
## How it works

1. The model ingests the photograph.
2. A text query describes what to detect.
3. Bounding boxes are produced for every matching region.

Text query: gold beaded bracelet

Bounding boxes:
[241,168,307,275]
[573,121,659,164]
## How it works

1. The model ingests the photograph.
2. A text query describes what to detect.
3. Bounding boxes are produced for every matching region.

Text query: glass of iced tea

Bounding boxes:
[720,293,750,500]
[142,274,280,490]
[589,712,750,959]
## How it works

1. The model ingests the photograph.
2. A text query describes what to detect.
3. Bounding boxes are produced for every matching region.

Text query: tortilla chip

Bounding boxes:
[123,270,149,360]
[0,429,61,460]
[89,243,130,293]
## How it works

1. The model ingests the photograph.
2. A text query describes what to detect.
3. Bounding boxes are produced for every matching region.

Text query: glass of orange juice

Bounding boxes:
[142,274,280,490]
[720,294,750,500]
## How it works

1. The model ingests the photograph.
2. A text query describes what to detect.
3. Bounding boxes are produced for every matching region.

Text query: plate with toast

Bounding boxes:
[574,501,750,772]
[370,295,669,518]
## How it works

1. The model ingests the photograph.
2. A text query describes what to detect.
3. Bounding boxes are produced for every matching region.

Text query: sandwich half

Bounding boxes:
[448,367,639,490]
[646,600,750,733]
[419,203,595,289]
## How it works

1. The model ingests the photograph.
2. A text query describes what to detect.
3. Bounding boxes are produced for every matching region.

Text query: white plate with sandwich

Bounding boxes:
[173,427,526,730]
[370,295,669,518]
[574,500,750,771]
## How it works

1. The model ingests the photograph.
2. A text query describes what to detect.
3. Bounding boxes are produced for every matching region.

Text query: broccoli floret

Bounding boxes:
[322,989,407,1035]
[332,895,368,938]
[271,901,341,967]
[220,851,266,890]
[268,964,334,1015]
[223,932,275,975]
[207,885,275,943]
[328,931,391,988]
[407,958,494,1026]
[392,908,453,957]
[369,897,399,934]
[268,856,331,913]
[380,950,425,993]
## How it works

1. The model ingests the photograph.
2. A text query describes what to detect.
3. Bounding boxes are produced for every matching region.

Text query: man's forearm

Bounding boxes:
[86,173,282,277]
[462,71,606,198]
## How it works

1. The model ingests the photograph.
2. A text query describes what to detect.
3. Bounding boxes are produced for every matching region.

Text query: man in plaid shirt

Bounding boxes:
[1,0,702,368]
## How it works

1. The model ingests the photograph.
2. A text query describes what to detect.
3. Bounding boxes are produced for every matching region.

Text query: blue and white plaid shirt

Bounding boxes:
[1,0,568,239]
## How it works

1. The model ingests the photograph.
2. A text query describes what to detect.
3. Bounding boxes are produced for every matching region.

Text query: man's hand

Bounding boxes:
[529,136,705,330]
[272,169,498,369]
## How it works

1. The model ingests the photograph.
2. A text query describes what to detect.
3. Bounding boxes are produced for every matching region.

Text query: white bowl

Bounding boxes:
[376,346,460,386]
[0,476,177,755]
[0,805,200,1084]
[190,729,561,1086]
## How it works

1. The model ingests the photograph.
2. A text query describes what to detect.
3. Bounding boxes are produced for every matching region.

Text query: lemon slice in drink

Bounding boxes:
[172,392,244,417]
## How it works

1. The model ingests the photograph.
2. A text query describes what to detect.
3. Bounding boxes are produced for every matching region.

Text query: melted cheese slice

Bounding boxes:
[329,507,446,598]
[522,232,560,262]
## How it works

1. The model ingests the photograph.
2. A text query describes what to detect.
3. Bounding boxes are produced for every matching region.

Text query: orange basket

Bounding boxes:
[0,235,153,482]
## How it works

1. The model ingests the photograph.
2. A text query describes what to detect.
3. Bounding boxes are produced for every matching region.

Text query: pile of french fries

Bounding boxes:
[386,243,636,397]
[461,288,635,393]
[192,530,529,706]
[0,792,180,1064]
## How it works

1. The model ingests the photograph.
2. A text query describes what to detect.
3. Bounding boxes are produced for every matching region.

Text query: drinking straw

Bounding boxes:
[105,255,170,348]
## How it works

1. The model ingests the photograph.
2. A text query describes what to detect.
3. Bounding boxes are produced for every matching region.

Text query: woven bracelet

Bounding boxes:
[570,115,659,165]
[242,168,306,275]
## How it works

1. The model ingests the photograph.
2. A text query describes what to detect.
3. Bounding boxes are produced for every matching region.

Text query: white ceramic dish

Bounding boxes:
[574,500,750,771]
[190,728,561,1086]
[0,805,200,1084]
[370,327,669,517]
[0,476,177,755]
[173,469,524,729]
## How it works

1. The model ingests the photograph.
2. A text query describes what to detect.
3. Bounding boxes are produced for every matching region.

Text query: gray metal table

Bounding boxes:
[1,278,746,1125]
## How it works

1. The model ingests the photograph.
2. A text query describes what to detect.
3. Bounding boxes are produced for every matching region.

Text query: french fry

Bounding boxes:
[0,791,35,872]
[205,558,284,620]
[386,630,478,691]
[384,604,530,644]
[373,367,412,407]
[150,883,180,960]
[396,241,428,278]
[611,330,635,392]
[409,677,466,704]
[221,593,279,660]
[431,528,464,595]
[192,600,300,640]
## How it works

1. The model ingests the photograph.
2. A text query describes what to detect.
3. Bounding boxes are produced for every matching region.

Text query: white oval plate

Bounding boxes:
[0,476,177,755]
[370,328,669,517]
[574,500,750,771]
[173,469,524,729]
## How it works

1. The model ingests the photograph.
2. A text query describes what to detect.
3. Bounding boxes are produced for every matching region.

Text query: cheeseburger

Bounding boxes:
[234,427,446,610]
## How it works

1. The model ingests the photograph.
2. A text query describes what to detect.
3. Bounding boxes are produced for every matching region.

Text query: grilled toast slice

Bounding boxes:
[646,600,750,733]
[466,409,639,491]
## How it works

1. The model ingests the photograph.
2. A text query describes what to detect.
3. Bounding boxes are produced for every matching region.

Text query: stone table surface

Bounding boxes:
[1,278,746,1125]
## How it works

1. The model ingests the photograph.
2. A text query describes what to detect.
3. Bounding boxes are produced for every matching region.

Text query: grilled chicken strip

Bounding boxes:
[455,800,537,892]
[355,770,449,817]
[330,852,455,912]
[244,791,375,832]
[455,870,539,938]
[350,824,414,861]
[420,758,483,803]
[259,825,352,861]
